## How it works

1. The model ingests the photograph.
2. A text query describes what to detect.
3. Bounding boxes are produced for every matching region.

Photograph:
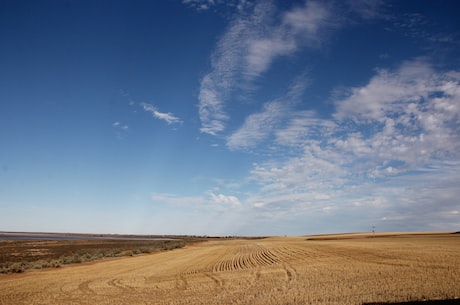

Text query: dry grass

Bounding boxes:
[0,233,459,305]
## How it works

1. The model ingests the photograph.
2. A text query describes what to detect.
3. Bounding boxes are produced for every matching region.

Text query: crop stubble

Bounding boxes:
[0,233,459,305]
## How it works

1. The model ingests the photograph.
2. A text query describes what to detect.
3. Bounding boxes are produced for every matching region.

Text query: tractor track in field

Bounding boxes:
[107,278,136,294]
[175,274,188,291]
[78,279,96,295]
[204,272,225,287]
[283,263,298,284]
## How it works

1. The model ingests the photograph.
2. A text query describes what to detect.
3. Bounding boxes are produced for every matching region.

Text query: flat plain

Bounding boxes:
[0,233,459,305]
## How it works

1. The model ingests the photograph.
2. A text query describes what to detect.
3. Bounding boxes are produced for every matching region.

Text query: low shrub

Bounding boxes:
[0,237,197,273]
[9,262,26,273]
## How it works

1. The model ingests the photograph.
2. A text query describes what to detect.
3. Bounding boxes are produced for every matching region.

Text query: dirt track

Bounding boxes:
[1,234,459,305]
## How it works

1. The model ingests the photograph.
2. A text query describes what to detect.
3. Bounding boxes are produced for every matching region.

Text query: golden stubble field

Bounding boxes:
[0,233,459,305]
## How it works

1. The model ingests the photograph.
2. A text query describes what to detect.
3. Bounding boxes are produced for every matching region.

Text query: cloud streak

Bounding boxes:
[152,191,241,208]
[141,102,183,125]
[227,101,286,151]
[112,121,128,131]
[209,192,241,206]
[226,72,311,151]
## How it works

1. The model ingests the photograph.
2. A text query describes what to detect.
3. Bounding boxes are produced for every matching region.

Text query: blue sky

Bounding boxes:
[1,0,459,235]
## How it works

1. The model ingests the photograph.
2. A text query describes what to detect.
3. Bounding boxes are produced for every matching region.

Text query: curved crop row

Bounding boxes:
[212,244,281,272]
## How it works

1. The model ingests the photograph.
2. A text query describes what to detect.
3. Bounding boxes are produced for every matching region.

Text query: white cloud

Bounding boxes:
[334,59,436,121]
[209,192,241,206]
[198,75,229,135]
[250,144,347,195]
[244,1,333,78]
[333,59,460,168]
[226,72,311,150]
[198,0,335,135]
[274,110,335,147]
[141,102,183,125]
[227,101,286,150]
[112,121,128,130]
[198,1,274,135]
[283,1,332,38]
[252,202,265,208]
[245,38,294,79]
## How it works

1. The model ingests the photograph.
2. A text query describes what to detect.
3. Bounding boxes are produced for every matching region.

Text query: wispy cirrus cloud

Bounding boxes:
[227,101,286,151]
[141,102,183,125]
[226,73,310,151]
[387,10,459,48]
[198,0,335,135]
[274,111,335,147]
[198,1,273,135]
[245,1,333,79]
[346,0,386,20]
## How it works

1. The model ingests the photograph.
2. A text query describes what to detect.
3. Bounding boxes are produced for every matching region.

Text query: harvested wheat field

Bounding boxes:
[0,233,459,305]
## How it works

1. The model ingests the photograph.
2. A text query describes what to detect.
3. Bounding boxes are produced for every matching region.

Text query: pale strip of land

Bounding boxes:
[0,233,459,305]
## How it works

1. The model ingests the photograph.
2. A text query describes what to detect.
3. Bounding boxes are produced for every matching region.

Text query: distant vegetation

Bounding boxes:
[0,238,198,274]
